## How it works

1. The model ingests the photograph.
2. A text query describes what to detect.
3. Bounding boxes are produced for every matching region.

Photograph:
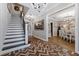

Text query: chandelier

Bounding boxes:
[32,3,47,12]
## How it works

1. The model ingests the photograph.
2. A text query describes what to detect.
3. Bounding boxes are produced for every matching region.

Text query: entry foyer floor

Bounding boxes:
[3,36,79,56]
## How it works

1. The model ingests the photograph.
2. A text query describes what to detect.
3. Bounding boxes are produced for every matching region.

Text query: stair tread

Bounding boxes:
[7,31,24,33]
[6,33,24,36]
[1,44,30,55]
[3,41,25,47]
[4,37,25,42]
[2,43,25,51]
[4,38,25,44]
[6,32,24,35]
[2,44,30,53]
[7,29,24,32]
[9,24,21,25]
[5,36,25,40]
[4,39,25,45]
[8,26,22,27]
[8,28,23,29]
[6,35,24,38]
[8,26,22,28]
[8,28,23,30]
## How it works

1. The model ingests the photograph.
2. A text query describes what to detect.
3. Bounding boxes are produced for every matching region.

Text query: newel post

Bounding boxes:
[25,23,28,44]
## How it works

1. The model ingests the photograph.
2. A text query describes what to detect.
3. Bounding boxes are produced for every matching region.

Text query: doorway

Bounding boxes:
[50,23,53,37]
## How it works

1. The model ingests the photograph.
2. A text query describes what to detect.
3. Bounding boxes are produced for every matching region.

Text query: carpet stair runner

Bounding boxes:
[0,16,30,55]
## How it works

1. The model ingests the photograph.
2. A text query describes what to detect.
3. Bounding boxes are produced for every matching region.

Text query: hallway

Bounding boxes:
[1,3,79,56]
[3,36,78,56]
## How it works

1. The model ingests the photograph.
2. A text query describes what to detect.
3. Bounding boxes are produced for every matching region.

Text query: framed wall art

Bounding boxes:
[34,20,44,30]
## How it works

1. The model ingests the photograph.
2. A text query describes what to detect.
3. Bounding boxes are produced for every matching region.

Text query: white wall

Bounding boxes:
[0,3,11,51]
[48,23,51,37]
[75,4,79,54]
[53,21,58,36]
[32,15,48,41]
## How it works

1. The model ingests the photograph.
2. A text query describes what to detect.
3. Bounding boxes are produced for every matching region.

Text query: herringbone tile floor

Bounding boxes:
[3,37,79,56]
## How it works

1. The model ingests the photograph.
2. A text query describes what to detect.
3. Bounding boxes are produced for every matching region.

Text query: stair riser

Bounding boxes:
[8,26,22,28]
[7,30,24,32]
[4,38,25,43]
[3,43,25,51]
[6,33,24,36]
[5,36,25,40]
[8,28,23,30]
[6,32,24,35]
[5,35,25,38]
[0,44,30,55]
[3,41,25,47]
[8,27,23,29]
[7,31,24,33]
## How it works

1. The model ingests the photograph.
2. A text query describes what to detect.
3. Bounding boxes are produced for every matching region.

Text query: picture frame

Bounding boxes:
[34,20,44,30]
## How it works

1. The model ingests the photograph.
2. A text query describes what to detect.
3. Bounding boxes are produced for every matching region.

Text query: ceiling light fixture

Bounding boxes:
[32,3,47,13]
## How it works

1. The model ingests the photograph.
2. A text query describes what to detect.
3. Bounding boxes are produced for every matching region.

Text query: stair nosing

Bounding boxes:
[1,44,30,55]
[5,35,25,38]
[4,39,25,44]
[4,38,25,43]
[6,32,24,35]
[7,30,24,32]
[7,31,24,33]
[6,33,24,36]
[5,36,25,40]
[3,41,25,47]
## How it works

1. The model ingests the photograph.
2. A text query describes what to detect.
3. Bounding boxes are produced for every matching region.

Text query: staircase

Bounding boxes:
[1,16,30,55]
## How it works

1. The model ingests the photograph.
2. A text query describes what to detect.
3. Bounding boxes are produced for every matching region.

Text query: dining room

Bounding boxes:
[48,4,75,52]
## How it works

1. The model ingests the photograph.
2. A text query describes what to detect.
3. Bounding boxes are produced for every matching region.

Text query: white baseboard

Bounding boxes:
[33,35,48,41]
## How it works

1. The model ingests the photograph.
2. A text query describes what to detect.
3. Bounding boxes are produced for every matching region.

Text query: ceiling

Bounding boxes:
[20,3,75,21]
[20,3,59,16]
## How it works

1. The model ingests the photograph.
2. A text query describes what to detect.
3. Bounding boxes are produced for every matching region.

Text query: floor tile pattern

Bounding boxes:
[3,37,79,56]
